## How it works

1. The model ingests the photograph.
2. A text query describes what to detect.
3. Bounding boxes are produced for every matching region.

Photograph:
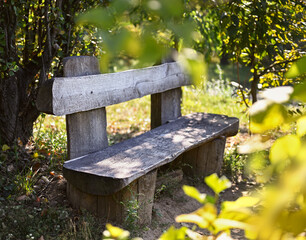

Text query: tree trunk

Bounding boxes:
[0,68,40,145]
[251,70,259,104]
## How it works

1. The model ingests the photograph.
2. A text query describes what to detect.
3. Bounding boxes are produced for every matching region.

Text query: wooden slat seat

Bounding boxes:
[63,113,239,196]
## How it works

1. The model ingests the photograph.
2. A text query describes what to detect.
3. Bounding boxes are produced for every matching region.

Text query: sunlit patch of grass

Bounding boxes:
[33,114,67,170]
[182,85,248,126]
[106,96,151,145]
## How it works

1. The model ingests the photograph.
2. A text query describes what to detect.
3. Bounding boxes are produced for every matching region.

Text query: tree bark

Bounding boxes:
[0,65,42,145]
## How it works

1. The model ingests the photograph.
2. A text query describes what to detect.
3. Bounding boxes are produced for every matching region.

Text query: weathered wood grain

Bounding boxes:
[182,137,226,179]
[137,170,157,225]
[63,112,239,196]
[67,171,156,224]
[151,88,182,129]
[37,62,190,115]
[66,108,109,159]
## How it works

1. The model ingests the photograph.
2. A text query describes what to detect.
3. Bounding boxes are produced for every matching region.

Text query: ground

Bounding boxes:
[34,160,252,240]
[9,132,251,240]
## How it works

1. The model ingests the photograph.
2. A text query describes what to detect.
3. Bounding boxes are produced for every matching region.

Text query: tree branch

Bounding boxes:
[259,58,298,77]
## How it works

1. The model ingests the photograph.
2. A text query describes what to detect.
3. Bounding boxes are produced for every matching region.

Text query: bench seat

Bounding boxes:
[63,112,239,197]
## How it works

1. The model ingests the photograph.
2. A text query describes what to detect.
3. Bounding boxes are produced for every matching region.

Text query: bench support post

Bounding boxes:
[182,137,226,179]
[63,56,109,159]
[151,88,182,129]
[67,170,157,225]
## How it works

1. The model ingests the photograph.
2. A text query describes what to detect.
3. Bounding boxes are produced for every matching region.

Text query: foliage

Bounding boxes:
[121,195,141,233]
[0,0,108,144]
[218,0,306,104]
[76,0,206,84]
[0,0,105,79]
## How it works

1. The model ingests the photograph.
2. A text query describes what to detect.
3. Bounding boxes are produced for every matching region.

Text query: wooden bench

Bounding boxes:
[37,56,239,225]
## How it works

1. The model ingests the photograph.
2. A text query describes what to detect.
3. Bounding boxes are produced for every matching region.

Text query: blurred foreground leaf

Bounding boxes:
[286,56,306,79]
[204,174,231,195]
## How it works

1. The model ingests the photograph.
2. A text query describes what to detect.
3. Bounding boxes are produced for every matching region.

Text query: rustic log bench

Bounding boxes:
[37,56,239,225]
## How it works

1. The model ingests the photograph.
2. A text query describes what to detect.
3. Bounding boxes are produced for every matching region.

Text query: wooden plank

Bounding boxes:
[67,182,98,213]
[137,170,157,225]
[37,62,190,115]
[182,138,226,179]
[204,138,226,175]
[63,112,239,196]
[151,88,182,129]
[64,56,109,159]
[66,108,108,159]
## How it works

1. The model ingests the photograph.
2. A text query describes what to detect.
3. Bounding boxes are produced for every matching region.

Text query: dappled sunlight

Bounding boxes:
[63,113,238,196]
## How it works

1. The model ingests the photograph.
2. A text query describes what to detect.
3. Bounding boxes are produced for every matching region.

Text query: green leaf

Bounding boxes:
[286,56,306,78]
[76,8,115,29]
[147,0,184,20]
[204,174,231,195]
[177,48,206,87]
[291,82,306,103]
[182,185,208,204]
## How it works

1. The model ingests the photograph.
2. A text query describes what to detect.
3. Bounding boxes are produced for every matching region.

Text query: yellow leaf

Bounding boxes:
[176,212,209,229]
[2,144,10,152]
[33,152,39,158]
[297,115,306,137]
[183,185,207,204]
[222,196,260,210]
[205,174,231,195]
[176,204,217,228]
[185,229,208,240]
[250,102,288,133]
[103,224,130,239]
[269,135,301,164]
[214,218,253,232]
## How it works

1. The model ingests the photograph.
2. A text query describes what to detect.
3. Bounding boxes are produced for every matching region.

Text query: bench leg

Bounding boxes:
[182,137,226,179]
[67,170,157,225]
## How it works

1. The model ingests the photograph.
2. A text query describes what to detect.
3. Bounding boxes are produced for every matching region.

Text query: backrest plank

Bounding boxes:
[37,61,190,116]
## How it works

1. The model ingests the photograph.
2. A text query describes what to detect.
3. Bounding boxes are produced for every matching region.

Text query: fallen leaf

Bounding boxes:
[2,144,10,152]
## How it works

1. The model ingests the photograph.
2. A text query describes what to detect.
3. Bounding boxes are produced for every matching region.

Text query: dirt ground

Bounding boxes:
[43,170,252,240]
[140,174,251,240]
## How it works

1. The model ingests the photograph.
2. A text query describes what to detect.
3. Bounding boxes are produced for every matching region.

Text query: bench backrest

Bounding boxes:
[36,56,191,159]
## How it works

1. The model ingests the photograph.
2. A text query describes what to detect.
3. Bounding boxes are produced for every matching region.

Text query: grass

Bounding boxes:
[0,64,249,239]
